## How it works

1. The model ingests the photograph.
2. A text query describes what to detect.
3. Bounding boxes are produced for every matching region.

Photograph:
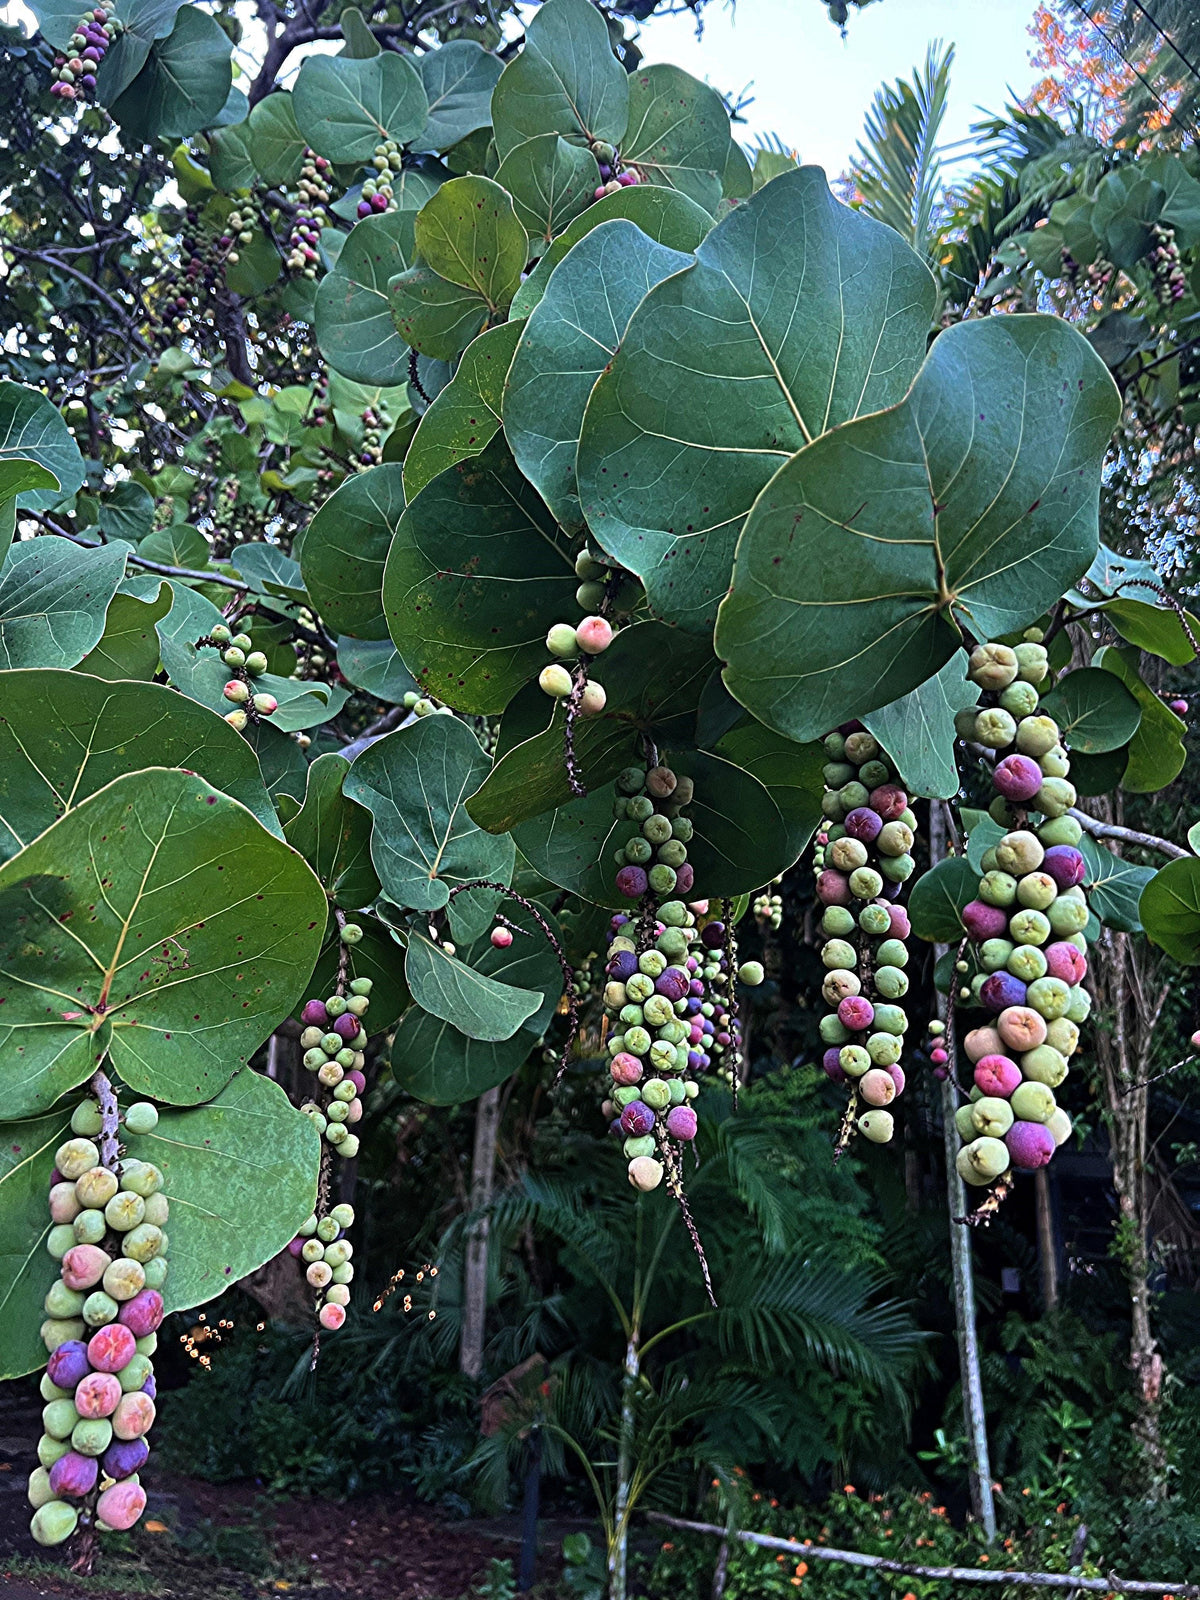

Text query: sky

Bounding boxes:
[635,0,1046,178]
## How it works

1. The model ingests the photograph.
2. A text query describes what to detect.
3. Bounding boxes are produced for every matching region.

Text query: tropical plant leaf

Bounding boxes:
[403,320,522,499]
[0,669,280,860]
[1039,666,1142,755]
[1095,644,1186,792]
[908,856,978,942]
[245,91,307,185]
[293,52,428,165]
[301,463,404,641]
[850,43,954,258]
[0,383,85,510]
[489,0,627,162]
[1140,856,1200,964]
[335,636,417,704]
[717,315,1122,741]
[284,752,381,910]
[0,1103,73,1379]
[0,537,128,670]
[405,929,543,1041]
[107,5,232,141]
[494,134,599,245]
[344,713,513,911]
[862,650,978,800]
[0,768,325,1117]
[314,210,416,385]
[77,583,172,680]
[417,40,503,150]
[414,175,527,309]
[577,167,936,631]
[1078,834,1153,933]
[621,63,731,213]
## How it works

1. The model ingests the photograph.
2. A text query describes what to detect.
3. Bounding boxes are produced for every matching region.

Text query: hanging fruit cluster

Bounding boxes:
[29,1100,166,1547]
[49,4,120,101]
[219,207,255,267]
[589,139,641,201]
[297,966,371,1168]
[290,1204,356,1332]
[753,880,783,930]
[200,622,278,731]
[358,403,389,469]
[357,138,404,217]
[1148,222,1187,305]
[600,763,760,1193]
[285,152,331,278]
[812,731,916,1147]
[953,638,1085,1187]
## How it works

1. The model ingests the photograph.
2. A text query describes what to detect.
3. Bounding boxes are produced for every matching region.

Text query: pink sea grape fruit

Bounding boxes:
[87,1323,136,1373]
[74,1372,121,1419]
[973,1054,1022,1098]
[1044,942,1087,984]
[46,1341,91,1390]
[118,1290,163,1339]
[61,1245,111,1292]
[963,1027,1004,1062]
[887,1063,906,1096]
[993,754,1043,802]
[666,1105,697,1140]
[96,1480,147,1531]
[112,1391,155,1441]
[101,1435,150,1481]
[1041,845,1085,888]
[963,901,1009,942]
[997,1005,1048,1052]
[490,926,513,949]
[1005,1120,1055,1171]
[816,870,852,907]
[319,1302,346,1331]
[859,1068,896,1107]
[837,995,874,1031]
[611,1053,643,1086]
[869,785,908,821]
[48,1451,98,1499]
[887,905,911,940]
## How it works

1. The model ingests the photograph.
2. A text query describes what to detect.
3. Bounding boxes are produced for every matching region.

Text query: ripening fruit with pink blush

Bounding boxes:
[1005,1119,1055,1171]
[117,1289,163,1339]
[837,995,874,1031]
[61,1245,111,1292]
[962,900,1009,942]
[973,1054,1022,1098]
[87,1323,136,1373]
[74,1372,121,1419]
[666,1105,697,1140]
[347,1069,366,1093]
[1041,845,1085,889]
[1044,942,1087,984]
[964,1026,1004,1063]
[111,1391,155,1441]
[997,1005,1048,1053]
[490,925,513,949]
[859,1068,896,1107]
[610,1052,643,1086]
[575,616,613,654]
[993,754,1043,802]
[319,1301,346,1331]
[95,1480,146,1531]
[887,1063,905,1096]
[887,904,911,940]
[816,870,852,907]
[868,785,908,821]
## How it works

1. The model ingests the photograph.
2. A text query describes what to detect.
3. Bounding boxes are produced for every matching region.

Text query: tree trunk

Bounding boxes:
[930,802,997,1541]
[460,1085,502,1379]
[1034,1168,1059,1312]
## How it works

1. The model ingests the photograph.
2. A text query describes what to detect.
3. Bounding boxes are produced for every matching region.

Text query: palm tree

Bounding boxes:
[849,42,955,262]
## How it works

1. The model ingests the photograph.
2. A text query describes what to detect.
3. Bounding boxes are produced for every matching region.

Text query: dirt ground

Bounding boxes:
[1,1388,572,1600]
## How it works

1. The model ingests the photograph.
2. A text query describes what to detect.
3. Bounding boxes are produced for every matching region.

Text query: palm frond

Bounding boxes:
[850,41,955,258]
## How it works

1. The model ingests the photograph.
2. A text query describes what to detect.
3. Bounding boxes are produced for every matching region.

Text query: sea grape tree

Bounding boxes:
[2,0,1199,1569]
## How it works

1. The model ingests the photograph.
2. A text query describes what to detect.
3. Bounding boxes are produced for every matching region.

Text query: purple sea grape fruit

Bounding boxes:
[973,1054,1022,1098]
[116,1290,163,1340]
[868,784,908,820]
[980,972,1027,1014]
[332,1012,359,1043]
[46,1341,91,1390]
[962,900,1010,942]
[48,1451,98,1499]
[993,754,1043,802]
[816,870,851,907]
[1005,1119,1055,1171]
[886,1063,906,1096]
[1044,942,1087,985]
[619,1100,655,1138]
[655,968,689,1002]
[610,1053,643,1086]
[608,950,638,982]
[675,863,694,893]
[616,865,648,899]
[102,1436,149,1481]
[141,1374,157,1400]
[700,922,725,949]
[665,1105,697,1140]
[1041,846,1086,889]
[843,807,883,843]
[301,999,329,1028]
[837,995,875,1032]
[821,1048,847,1083]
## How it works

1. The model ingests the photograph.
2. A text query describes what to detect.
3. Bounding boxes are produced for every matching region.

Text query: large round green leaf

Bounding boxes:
[405,929,543,1040]
[0,768,326,1117]
[494,135,599,246]
[667,749,796,897]
[717,315,1122,742]
[77,582,172,681]
[383,434,574,714]
[511,780,638,907]
[908,856,978,943]
[414,176,527,310]
[283,752,381,910]
[336,636,417,704]
[107,5,233,142]
[245,92,307,186]
[123,1069,319,1316]
[293,52,429,165]
[504,220,691,532]
[0,537,128,670]
[1039,666,1142,755]
[0,669,280,860]
[417,40,503,151]
[1140,856,1200,964]
[314,210,416,385]
[301,463,404,641]
[862,651,979,801]
[404,320,522,500]
[510,184,713,319]
[0,1103,73,1379]
[466,622,716,833]
[391,898,561,1103]
[389,264,491,361]
[577,167,936,631]
[622,64,730,213]
[0,383,84,510]
[708,719,825,868]
[1078,835,1153,934]
[490,0,627,162]
[343,713,514,912]
[1095,644,1186,792]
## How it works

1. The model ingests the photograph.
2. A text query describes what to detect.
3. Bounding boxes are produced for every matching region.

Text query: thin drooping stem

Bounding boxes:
[929,804,996,1542]
[645,1513,1198,1595]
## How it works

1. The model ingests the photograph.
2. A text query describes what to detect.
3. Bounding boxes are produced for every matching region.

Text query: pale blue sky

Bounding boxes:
[638,0,1047,178]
